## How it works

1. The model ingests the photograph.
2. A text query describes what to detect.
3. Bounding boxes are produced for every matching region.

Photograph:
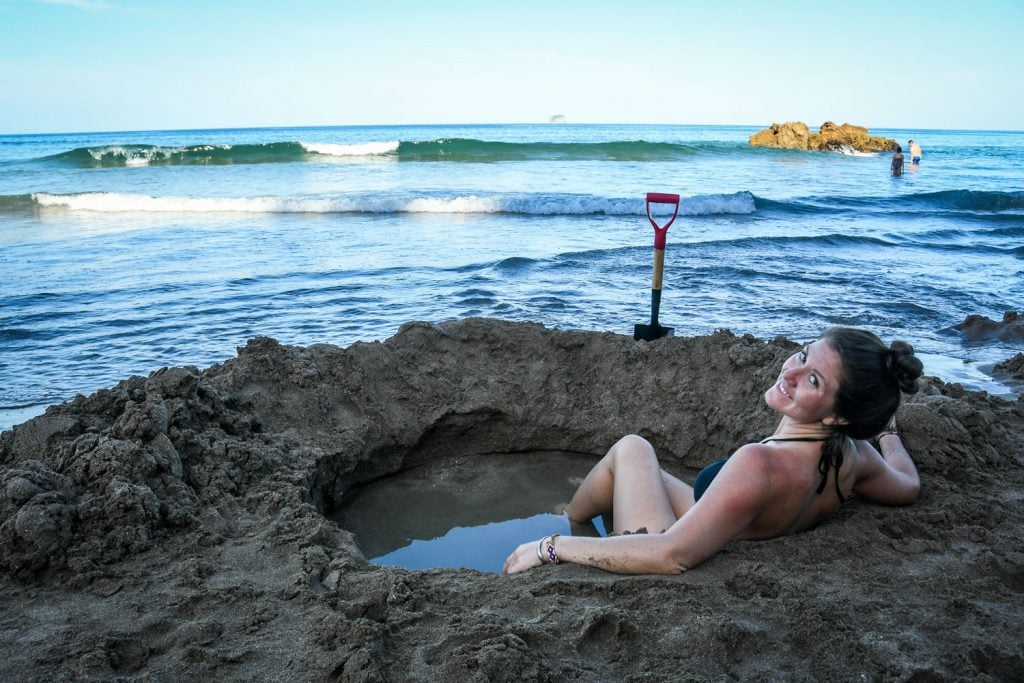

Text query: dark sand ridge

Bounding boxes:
[1,318,1022,681]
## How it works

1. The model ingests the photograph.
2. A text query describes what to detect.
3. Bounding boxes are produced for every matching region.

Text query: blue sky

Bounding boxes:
[1,0,1022,134]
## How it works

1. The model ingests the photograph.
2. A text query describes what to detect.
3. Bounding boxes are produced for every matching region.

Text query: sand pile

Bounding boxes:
[2,318,1022,681]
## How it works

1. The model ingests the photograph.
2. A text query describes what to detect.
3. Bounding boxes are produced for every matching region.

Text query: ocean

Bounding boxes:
[1,124,1022,431]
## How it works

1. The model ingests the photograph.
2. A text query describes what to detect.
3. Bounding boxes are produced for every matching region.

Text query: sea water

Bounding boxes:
[1,124,1022,431]
[332,452,607,574]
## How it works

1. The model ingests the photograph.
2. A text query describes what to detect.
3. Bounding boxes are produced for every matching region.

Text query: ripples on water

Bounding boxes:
[1,125,1022,429]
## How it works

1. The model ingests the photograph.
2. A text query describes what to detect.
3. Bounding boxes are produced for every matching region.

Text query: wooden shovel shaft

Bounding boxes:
[651,248,665,290]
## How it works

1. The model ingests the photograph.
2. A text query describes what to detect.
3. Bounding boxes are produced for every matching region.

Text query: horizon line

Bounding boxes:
[3,122,1022,137]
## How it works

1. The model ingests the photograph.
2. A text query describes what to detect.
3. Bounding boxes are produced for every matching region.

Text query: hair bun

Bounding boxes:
[887,340,923,394]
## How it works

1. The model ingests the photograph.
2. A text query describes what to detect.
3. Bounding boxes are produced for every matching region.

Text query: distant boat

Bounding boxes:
[548,114,566,124]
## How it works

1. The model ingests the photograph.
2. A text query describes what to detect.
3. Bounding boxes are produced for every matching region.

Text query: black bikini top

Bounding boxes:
[760,436,847,503]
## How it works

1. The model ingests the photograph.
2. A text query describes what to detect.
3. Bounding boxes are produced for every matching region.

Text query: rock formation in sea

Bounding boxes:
[959,312,1024,389]
[995,353,1024,381]
[1,318,1021,681]
[748,121,898,152]
[953,310,1024,343]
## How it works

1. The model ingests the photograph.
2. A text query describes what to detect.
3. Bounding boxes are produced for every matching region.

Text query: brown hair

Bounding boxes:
[824,326,922,438]
[817,327,923,494]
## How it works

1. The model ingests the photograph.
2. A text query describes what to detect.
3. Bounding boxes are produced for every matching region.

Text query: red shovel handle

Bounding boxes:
[646,192,680,249]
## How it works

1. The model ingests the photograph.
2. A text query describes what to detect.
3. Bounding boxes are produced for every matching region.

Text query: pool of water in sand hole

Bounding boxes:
[331,452,608,574]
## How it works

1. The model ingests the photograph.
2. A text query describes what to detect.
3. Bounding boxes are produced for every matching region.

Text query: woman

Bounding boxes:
[503,327,924,575]
[892,145,905,176]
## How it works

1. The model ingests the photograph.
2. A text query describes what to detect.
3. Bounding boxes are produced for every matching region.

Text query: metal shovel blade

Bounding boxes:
[634,289,674,339]
[634,321,674,341]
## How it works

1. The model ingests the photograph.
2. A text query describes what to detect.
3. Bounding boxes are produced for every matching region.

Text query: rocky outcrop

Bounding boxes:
[954,311,1024,343]
[995,353,1024,381]
[749,121,898,152]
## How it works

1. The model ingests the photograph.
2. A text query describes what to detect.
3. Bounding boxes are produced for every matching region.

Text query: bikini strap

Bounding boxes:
[816,447,847,503]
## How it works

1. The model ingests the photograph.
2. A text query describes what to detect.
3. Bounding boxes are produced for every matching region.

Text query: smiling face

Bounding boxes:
[764,338,845,425]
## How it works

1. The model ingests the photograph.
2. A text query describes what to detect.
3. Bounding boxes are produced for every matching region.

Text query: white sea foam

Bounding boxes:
[31,191,757,216]
[85,145,153,165]
[85,145,123,161]
[682,191,756,215]
[31,193,502,214]
[33,192,299,213]
[83,144,230,166]
[300,141,400,156]
[835,144,879,157]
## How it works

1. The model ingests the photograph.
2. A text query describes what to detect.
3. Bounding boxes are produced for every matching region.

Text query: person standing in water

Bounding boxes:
[503,327,923,575]
[892,145,905,176]
[908,140,922,165]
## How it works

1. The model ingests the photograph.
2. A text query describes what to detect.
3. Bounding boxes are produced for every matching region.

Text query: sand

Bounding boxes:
[1,318,1022,681]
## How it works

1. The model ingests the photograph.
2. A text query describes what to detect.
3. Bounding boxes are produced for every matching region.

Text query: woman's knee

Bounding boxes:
[610,434,658,467]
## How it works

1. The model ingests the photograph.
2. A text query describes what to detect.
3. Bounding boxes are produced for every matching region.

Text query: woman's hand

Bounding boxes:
[502,538,544,575]
[878,414,899,439]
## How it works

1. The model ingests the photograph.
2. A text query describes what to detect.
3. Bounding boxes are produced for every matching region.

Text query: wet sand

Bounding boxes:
[2,318,1022,680]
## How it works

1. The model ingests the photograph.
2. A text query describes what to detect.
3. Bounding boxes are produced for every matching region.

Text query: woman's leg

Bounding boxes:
[566,434,695,534]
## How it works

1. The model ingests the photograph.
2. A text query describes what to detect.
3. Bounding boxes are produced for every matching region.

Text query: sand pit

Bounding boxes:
[334,451,601,572]
[2,318,1022,681]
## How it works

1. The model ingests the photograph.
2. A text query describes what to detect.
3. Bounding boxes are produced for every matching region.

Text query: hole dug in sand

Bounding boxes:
[331,451,605,574]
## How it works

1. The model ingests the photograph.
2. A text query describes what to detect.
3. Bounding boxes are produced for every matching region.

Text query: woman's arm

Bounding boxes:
[852,420,920,505]
[503,532,693,575]
[503,447,771,575]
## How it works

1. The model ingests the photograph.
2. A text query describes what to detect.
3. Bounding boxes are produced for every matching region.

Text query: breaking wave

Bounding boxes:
[26,191,758,216]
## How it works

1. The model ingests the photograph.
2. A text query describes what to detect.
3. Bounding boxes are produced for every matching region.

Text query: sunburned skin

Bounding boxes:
[503,331,922,576]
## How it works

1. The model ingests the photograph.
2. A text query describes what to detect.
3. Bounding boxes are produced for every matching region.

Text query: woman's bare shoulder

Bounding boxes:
[718,442,777,482]
[728,441,773,463]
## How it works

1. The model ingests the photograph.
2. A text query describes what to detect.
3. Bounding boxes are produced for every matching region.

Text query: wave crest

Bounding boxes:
[757,189,1024,216]
[300,141,400,156]
[28,191,757,216]
[34,138,727,167]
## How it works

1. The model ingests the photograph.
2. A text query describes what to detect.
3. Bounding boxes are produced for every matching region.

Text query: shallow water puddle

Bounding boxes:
[332,451,604,573]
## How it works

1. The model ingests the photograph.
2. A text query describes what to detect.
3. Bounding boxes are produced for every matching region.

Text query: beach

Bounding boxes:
[2,318,1022,680]
[2,124,1024,679]
[5,0,1024,675]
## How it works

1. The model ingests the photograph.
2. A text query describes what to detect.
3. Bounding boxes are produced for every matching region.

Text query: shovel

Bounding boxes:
[634,192,680,341]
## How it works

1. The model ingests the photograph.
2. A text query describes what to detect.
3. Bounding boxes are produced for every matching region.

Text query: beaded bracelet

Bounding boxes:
[545,534,561,564]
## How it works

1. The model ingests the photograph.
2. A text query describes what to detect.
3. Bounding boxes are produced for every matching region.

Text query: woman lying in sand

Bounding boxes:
[503,327,923,575]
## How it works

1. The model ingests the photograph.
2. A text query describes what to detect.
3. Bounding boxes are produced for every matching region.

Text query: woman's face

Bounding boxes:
[764,338,844,425]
